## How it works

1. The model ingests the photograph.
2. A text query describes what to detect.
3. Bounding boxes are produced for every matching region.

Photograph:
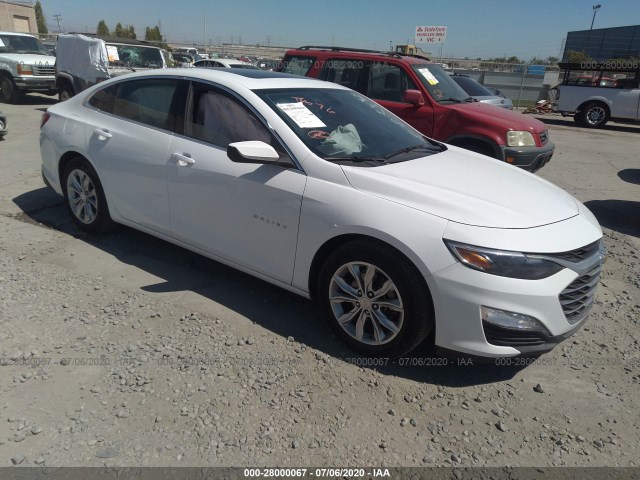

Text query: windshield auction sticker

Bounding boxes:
[0,39,4,47]
[418,67,439,85]
[106,45,120,62]
[277,102,326,128]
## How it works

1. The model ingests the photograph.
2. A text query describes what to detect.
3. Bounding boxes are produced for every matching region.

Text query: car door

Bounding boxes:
[166,81,307,283]
[83,78,184,234]
[363,61,435,137]
[609,78,640,119]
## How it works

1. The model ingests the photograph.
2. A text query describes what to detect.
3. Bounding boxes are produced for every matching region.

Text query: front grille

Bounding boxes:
[482,321,547,347]
[549,241,600,262]
[559,265,601,324]
[539,130,549,145]
[33,64,55,76]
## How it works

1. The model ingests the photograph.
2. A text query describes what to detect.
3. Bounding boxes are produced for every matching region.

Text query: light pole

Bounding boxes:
[590,4,601,30]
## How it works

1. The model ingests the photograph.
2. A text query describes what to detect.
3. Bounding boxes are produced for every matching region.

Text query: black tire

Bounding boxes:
[456,139,496,158]
[62,158,115,233]
[317,239,434,358]
[0,75,23,104]
[58,83,74,102]
[575,102,609,128]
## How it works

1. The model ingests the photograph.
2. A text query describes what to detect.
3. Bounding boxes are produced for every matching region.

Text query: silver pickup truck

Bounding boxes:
[551,62,640,128]
[0,31,57,103]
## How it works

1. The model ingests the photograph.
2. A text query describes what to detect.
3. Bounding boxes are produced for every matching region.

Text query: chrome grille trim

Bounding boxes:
[33,65,55,76]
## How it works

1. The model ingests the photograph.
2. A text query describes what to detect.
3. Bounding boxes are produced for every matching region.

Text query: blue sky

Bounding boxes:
[39,0,639,60]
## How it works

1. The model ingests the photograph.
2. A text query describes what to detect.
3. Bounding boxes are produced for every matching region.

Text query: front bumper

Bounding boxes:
[500,142,554,173]
[14,75,56,93]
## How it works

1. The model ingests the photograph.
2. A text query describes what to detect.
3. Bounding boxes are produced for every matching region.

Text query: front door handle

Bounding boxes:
[93,128,112,140]
[172,152,195,167]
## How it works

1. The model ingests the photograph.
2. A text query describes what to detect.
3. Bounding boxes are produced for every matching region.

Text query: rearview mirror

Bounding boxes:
[227,141,280,164]
[403,89,425,106]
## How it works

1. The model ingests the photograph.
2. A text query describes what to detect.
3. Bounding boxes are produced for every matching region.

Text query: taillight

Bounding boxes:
[40,112,50,128]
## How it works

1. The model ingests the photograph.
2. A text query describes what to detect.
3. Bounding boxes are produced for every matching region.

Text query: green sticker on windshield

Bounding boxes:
[418,67,439,85]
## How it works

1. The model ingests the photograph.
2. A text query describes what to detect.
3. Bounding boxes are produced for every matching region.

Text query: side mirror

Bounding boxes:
[227,141,281,164]
[403,89,425,106]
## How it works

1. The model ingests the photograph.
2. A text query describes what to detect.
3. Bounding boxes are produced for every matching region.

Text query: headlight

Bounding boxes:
[506,131,535,147]
[444,240,563,280]
[17,64,33,75]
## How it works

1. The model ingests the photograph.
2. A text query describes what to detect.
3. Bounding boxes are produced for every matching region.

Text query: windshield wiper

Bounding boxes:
[438,97,464,103]
[464,96,478,102]
[384,144,441,159]
[327,156,387,163]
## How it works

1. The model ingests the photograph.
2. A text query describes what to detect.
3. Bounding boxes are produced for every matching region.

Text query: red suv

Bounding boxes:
[278,46,554,172]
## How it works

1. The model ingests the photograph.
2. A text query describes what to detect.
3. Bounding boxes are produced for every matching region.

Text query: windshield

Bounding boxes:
[256,88,444,164]
[452,76,494,96]
[411,64,470,103]
[106,44,164,69]
[0,34,49,55]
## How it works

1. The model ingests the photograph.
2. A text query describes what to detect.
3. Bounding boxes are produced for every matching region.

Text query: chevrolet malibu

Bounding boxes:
[40,69,605,358]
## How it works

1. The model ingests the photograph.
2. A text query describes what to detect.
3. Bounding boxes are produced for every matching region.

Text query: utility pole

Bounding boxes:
[53,14,62,33]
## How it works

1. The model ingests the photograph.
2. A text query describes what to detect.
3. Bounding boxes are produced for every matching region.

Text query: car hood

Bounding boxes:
[0,53,56,66]
[340,147,579,229]
[448,101,544,133]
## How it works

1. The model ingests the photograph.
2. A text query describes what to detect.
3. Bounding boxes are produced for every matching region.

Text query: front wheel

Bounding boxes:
[0,75,23,104]
[62,158,115,233]
[575,102,609,128]
[318,240,434,358]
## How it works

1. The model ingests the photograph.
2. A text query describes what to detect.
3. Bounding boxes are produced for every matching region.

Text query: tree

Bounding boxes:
[34,1,48,34]
[114,22,124,38]
[127,26,136,39]
[546,56,559,65]
[97,20,109,36]
[145,26,162,42]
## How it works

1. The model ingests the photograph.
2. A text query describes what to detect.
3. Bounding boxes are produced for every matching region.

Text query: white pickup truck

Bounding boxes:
[551,62,640,128]
[0,31,57,103]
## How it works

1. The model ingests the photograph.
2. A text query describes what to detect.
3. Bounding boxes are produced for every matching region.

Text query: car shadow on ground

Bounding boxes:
[18,95,58,107]
[11,187,527,386]
[584,199,640,238]
[618,169,640,186]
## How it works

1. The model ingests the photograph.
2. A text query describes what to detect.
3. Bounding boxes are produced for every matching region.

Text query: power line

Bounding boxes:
[53,13,62,33]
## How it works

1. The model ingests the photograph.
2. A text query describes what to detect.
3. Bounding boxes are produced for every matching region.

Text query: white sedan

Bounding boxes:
[40,68,605,358]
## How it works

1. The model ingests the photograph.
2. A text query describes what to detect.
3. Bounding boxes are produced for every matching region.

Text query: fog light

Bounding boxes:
[481,306,547,331]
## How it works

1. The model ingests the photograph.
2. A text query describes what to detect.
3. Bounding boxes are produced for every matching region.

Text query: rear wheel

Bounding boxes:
[58,83,74,102]
[318,240,434,358]
[62,158,115,233]
[0,75,23,104]
[575,102,609,128]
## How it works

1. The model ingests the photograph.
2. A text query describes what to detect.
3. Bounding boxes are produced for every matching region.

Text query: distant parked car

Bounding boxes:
[451,74,513,109]
[193,58,260,70]
[552,62,640,128]
[257,58,280,70]
[0,31,57,103]
[0,110,7,138]
[55,34,168,101]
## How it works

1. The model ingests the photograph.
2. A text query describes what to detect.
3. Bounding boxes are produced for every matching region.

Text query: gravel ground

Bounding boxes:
[0,98,638,468]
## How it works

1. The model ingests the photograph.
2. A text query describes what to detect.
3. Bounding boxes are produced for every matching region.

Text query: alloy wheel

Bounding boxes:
[66,169,98,224]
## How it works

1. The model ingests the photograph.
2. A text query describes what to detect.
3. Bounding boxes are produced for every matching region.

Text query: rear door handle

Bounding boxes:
[93,128,112,140]
[172,152,195,166]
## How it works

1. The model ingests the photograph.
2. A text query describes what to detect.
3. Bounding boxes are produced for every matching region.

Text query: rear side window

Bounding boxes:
[452,76,492,96]
[87,84,118,113]
[281,56,315,76]
[112,79,179,130]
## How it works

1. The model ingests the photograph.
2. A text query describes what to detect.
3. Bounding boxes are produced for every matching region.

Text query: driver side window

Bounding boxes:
[367,63,417,103]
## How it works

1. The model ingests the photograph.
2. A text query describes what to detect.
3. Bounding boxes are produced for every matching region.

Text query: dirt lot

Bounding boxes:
[0,97,638,469]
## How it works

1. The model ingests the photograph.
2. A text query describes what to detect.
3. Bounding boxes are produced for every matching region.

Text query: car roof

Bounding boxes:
[284,46,431,65]
[0,31,37,37]
[92,68,346,91]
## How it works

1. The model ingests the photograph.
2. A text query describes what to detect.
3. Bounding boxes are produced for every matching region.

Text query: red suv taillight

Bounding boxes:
[40,112,50,128]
